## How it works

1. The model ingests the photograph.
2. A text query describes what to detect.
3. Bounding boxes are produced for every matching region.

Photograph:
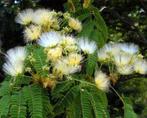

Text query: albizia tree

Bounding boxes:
[0,2,147,118]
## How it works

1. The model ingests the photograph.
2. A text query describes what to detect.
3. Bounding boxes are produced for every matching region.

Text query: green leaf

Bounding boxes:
[54,85,80,115]
[14,75,32,87]
[88,88,109,118]
[66,84,109,118]
[32,47,49,77]
[124,97,138,118]
[76,9,90,21]
[66,95,82,118]
[86,52,97,76]
[80,89,93,118]
[90,24,106,47]
[51,80,75,100]
[91,6,108,42]
[0,95,10,117]
[9,91,27,118]
[23,84,53,118]
[78,19,94,38]
[0,80,10,97]
[75,6,108,47]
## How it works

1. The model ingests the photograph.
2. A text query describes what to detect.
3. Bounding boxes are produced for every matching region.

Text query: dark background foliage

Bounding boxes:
[0,0,147,117]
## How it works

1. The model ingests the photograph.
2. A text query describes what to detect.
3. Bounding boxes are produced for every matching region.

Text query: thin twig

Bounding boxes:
[118,74,147,83]
[105,8,147,45]
[110,85,125,105]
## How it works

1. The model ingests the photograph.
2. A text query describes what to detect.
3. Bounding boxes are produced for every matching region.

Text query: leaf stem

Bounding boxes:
[110,85,125,105]
[67,76,97,87]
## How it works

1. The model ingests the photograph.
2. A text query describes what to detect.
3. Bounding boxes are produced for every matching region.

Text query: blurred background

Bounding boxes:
[0,0,147,117]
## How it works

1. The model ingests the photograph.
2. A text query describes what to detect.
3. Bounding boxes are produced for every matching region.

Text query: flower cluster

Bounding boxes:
[38,31,83,79]
[3,30,100,89]
[2,9,147,93]
[97,43,147,75]
[15,9,82,42]
[37,31,98,79]
[3,30,147,91]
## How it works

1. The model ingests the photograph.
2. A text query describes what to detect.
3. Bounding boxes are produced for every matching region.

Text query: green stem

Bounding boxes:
[110,85,125,105]
[67,76,97,87]
[72,77,125,105]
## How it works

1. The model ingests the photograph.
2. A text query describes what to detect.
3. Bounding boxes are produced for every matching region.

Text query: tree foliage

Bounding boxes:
[0,0,147,118]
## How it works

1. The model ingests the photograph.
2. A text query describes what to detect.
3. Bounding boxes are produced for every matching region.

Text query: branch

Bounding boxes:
[104,8,147,45]
[118,74,147,83]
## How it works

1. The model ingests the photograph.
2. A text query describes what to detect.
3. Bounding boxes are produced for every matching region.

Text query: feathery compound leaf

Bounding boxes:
[76,9,90,21]
[80,89,93,118]
[78,19,94,38]
[89,89,109,118]
[75,6,108,46]
[66,95,82,118]
[23,84,52,118]
[32,47,49,77]
[86,52,97,76]
[0,80,11,97]
[89,87,108,107]
[0,80,11,117]
[78,86,109,118]
[14,75,32,87]
[0,95,10,117]
[91,6,108,43]
[51,80,75,100]
[124,97,138,118]
[54,85,80,115]
[9,91,27,118]
[90,26,105,47]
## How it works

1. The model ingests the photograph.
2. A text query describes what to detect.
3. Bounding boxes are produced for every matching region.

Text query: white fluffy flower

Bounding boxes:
[59,35,78,53]
[60,35,76,47]
[102,43,113,53]
[5,46,27,62]
[104,43,121,56]
[68,18,82,32]
[24,25,41,42]
[117,65,134,75]
[53,60,81,76]
[134,60,147,74]
[15,9,34,25]
[94,71,110,91]
[97,43,120,62]
[3,47,27,76]
[63,53,83,66]
[32,9,54,26]
[3,61,24,76]
[78,38,97,54]
[97,44,116,62]
[46,47,63,62]
[64,45,78,53]
[119,43,139,55]
[97,49,110,62]
[113,54,133,67]
[38,31,62,47]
